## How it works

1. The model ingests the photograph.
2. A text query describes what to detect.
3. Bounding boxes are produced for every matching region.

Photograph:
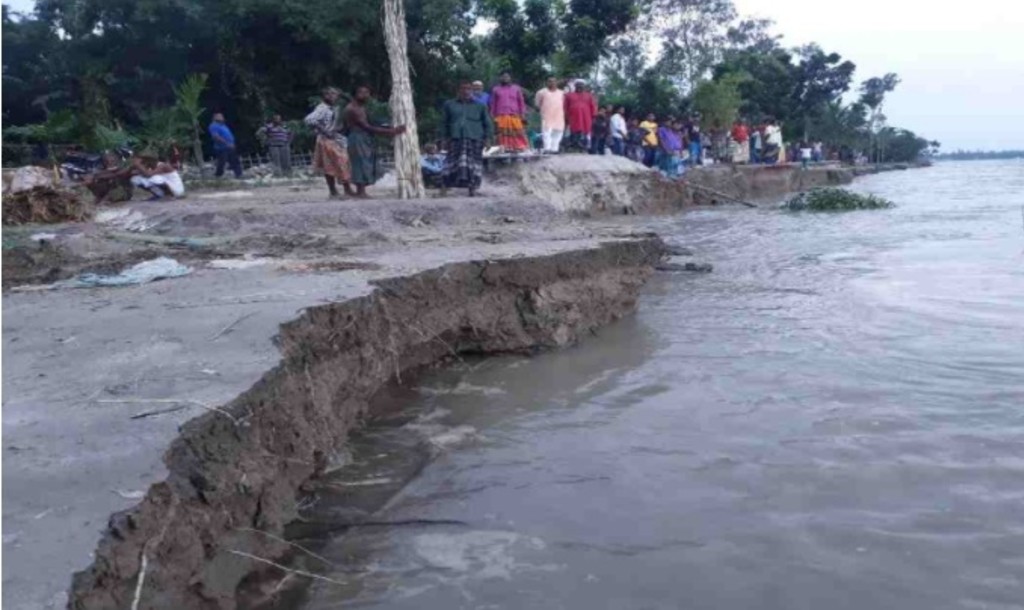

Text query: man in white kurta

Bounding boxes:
[534,77,566,153]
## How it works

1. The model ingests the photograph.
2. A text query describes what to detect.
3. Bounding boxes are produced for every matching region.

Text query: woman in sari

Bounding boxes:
[488,72,529,153]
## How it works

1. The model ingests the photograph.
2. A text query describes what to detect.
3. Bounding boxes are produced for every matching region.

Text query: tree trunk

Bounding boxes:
[382,0,424,199]
[191,122,205,177]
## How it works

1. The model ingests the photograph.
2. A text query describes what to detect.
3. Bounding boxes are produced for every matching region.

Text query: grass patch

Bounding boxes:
[784,188,895,211]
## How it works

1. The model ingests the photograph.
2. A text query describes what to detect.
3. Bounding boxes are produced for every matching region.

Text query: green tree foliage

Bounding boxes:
[600,36,651,110]
[691,72,746,129]
[3,0,929,162]
[809,101,868,150]
[790,44,856,139]
[713,47,797,123]
[561,0,638,73]
[174,73,208,166]
[2,5,71,125]
[859,72,901,162]
[10,0,478,152]
[3,0,639,153]
[859,73,900,111]
[876,127,930,163]
[650,0,737,94]
[479,0,561,85]
[724,17,779,55]
[478,0,638,88]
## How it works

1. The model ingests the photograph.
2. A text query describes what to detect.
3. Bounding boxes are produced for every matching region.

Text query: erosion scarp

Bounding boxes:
[67,238,663,610]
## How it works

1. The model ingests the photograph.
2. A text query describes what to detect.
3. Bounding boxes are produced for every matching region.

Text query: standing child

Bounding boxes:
[800,141,812,169]
[625,117,646,163]
[639,113,659,168]
[590,108,609,155]
[750,125,763,164]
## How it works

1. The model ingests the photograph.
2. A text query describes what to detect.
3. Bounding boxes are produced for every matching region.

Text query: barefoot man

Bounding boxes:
[441,81,493,197]
[342,86,406,198]
[305,87,354,199]
[534,77,566,153]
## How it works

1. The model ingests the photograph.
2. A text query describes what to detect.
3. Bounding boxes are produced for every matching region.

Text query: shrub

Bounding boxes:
[784,188,895,211]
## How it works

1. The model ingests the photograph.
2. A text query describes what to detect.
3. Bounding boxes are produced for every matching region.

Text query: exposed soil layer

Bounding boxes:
[684,164,854,204]
[490,155,692,214]
[67,238,663,610]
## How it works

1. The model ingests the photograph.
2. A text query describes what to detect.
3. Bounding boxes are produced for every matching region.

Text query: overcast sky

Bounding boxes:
[733,0,1024,151]
[5,0,1022,150]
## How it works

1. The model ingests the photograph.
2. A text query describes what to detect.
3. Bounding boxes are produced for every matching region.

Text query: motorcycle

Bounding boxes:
[60,146,133,183]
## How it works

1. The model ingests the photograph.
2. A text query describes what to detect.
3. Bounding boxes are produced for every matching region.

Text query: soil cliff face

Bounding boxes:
[68,239,663,610]
[685,165,854,204]
[491,156,854,214]
[493,155,692,214]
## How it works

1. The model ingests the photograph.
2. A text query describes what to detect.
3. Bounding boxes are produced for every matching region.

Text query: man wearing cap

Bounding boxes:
[471,81,490,107]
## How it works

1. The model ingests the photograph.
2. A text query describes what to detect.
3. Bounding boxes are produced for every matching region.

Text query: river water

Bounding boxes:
[298,160,1024,609]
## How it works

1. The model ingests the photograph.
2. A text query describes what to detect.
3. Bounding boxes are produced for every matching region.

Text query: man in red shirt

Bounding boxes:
[564,82,597,153]
[730,119,750,164]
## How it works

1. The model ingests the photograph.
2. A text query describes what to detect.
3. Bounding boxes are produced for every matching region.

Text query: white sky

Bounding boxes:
[733,0,1024,150]
[5,0,1022,150]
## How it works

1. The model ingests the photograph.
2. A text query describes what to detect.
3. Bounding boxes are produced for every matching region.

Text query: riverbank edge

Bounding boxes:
[6,159,902,609]
[66,238,665,610]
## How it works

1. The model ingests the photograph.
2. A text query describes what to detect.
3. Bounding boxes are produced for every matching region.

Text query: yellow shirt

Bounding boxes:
[640,120,658,146]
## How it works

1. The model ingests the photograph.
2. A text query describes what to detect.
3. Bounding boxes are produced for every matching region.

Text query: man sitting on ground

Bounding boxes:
[83,152,134,204]
[130,153,186,200]
[420,143,445,188]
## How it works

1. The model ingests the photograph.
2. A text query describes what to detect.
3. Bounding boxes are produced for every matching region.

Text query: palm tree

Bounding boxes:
[173,73,208,174]
[814,101,867,151]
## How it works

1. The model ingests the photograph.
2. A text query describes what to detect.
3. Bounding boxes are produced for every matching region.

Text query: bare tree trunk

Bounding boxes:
[191,122,205,177]
[382,0,424,199]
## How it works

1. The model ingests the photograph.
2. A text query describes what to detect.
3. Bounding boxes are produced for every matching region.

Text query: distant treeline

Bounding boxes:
[2,0,932,165]
[933,150,1023,161]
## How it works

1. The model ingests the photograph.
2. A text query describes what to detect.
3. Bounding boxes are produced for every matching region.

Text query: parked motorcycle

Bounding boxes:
[60,146,133,182]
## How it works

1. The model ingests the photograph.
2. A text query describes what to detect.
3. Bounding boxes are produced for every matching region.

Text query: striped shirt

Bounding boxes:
[260,123,292,146]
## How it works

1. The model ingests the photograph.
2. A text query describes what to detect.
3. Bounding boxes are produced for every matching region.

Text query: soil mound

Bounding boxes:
[492,155,690,215]
[3,186,92,225]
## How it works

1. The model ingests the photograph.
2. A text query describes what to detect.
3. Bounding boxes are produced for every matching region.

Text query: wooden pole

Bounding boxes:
[382,0,425,199]
[684,181,758,208]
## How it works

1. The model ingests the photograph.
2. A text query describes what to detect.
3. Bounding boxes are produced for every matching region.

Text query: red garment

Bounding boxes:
[731,124,749,143]
[169,145,183,169]
[564,91,597,134]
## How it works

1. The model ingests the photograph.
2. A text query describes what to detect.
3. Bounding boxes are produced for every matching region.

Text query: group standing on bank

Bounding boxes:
[194,72,834,201]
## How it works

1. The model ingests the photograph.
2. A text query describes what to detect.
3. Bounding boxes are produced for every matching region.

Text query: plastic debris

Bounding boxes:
[65,257,191,288]
[8,166,55,193]
[94,208,154,232]
[12,257,193,291]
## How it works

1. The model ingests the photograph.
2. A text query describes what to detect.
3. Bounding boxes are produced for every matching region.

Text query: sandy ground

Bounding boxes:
[1,159,673,609]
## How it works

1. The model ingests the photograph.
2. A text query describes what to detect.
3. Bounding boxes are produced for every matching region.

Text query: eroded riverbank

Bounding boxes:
[3,158,867,610]
[271,160,1023,610]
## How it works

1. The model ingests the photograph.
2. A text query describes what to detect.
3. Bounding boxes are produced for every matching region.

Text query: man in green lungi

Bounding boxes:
[342,86,406,198]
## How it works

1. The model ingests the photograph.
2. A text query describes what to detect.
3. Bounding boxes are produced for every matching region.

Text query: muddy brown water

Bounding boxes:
[274,160,1024,609]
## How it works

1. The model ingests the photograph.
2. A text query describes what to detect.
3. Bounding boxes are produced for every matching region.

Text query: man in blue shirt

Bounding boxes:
[471,80,490,107]
[209,113,243,178]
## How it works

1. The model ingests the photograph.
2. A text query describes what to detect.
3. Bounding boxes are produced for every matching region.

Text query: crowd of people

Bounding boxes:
[84,72,838,204]
[417,73,836,190]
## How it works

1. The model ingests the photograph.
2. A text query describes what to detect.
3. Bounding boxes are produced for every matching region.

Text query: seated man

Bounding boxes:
[420,143,445,189]
[130,154,186,200]
[84,152,134,204]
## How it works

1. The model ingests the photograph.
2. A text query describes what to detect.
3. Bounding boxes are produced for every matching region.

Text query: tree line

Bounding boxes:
[2,0,936,165]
